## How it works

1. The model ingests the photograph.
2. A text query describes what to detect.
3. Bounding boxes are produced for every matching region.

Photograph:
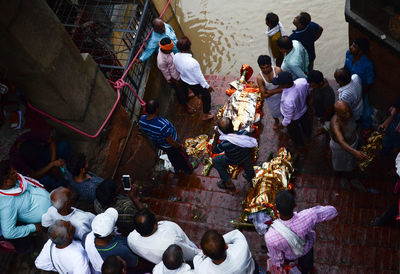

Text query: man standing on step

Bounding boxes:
[265,190,337,274]
[212,117,257,191]
[139,99,193,174]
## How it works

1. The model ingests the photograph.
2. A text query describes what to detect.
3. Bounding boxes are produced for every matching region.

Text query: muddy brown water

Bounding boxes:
[173,0,348,78]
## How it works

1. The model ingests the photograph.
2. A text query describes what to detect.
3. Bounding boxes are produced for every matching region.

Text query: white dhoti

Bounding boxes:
[329,137,358,172]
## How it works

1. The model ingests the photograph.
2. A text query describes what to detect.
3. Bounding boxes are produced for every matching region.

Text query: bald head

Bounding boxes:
[162,244,183,270]
[217,117,234,134]
[48,220,74,247]
[50,187,72,210]
[200,230,227,260]
[153,18,165,33]
[334,100,352,120]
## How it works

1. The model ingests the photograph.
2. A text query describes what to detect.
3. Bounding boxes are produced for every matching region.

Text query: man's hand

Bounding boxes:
[51,159,65,168]
[35,223,44,232]
[354,150,368,160]
[134,59,142,64]
[207,87,214,93]
[378,122,388,132]
[126,182,139,200]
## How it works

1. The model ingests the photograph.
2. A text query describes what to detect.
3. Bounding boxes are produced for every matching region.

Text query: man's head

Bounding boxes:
[96,179,117,209]
[265,12,279,29]
[66,153,88,177]
[334,100,352,120]
[159,37,174,54]
[48,220,75,247]
[200,230,227,261]
[146,99,160,115]
[0,160,17,190]
[307,70,325,89]
[334,67,351,87]
[50,187,73,211]
[152,18,165,34]
[92,207,118,239]
[277,36,293,54]
[162,244,184,270]
[176,37,191,52]
[293,12,311,29]
[133,209,156,236]
[275,190,295,218]
[102,255,127,274]
[271,71,294,88]
[217,117,234,134]
[257,55,273,75]
[349,38,369,56]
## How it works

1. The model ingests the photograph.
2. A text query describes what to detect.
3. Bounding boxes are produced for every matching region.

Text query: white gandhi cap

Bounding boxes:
[91,207,118,237]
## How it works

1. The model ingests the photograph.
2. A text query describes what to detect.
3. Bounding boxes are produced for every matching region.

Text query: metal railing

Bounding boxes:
[47,0,156,117]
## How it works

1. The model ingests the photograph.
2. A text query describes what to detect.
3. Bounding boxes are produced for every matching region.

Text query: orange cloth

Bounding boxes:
[159,41,174,51]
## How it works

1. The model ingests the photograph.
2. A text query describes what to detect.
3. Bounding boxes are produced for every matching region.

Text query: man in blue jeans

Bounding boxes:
[212,117,257,191]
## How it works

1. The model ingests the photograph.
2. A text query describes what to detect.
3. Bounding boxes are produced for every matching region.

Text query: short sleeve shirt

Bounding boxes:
[96,235,138,269]
[345,51,374,89]
[290,21,321,62]
[139,115,178,149]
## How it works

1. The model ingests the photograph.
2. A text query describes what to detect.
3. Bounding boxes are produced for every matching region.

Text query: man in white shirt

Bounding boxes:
[193,229,256,274]
[41,186,95,240]
[334,67,363,121]
[153,244,194,274]
[35,220,91,274]
[173,36,215,121]
[127,209,201,264]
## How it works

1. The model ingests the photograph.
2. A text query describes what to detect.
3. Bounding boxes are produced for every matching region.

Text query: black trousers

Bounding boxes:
[169,81,188,105]
[163,147,193,173]
[298,247,314,274]
[182,82,211,113]
[287,111,312,146]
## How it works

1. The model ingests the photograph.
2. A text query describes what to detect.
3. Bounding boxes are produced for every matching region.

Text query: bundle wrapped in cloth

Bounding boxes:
[243,148,294,220]
[358,131,384,171]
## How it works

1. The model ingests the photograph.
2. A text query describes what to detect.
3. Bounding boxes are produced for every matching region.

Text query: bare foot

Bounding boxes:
[188,90,195,99]
[273,122,279,131]
[201,113,214,121]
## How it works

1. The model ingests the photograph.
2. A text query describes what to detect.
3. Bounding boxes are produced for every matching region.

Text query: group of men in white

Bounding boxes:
[34,186,257,274]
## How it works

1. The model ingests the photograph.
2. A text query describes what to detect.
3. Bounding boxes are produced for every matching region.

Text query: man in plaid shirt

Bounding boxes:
[265,191,337,273]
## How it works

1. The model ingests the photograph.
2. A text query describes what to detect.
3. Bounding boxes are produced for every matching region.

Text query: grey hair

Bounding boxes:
[50,187,69,210]
[48,220,68,246]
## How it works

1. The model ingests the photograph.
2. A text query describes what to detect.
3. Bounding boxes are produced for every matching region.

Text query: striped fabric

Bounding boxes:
[139,115,178,149]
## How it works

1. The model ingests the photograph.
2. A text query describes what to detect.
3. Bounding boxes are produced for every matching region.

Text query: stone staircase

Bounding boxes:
[141,75,400,273]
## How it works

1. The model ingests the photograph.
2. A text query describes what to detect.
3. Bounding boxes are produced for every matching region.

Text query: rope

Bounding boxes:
[27,0,173,138]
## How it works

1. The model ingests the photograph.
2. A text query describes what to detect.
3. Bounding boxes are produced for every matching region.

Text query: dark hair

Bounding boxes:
[162,244,183,270]
[146,99,159,115]
[218,117,234,134]
[257,55,272,67]
[277,36,293,51]
[266,12,279,28]
[176,37,191,52]
[335,67,351,85]
[66,153,86,177]
[307,70,324,84]
[96,179,117,208]
[133,209,156,236]
[0,160,11,187]
[275,190,295,216]
[102,255,125,274]
[354,38,369,53]
[160,37,172,46]
[299,12,311,26]
[201,230,226,260]
[19,141,43,169]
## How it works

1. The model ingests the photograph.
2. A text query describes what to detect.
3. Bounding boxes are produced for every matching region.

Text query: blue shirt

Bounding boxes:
[96,235,138,269]
[139,115,178,149]
[0,183,51,239]
[281,40,309,80]
[345,50,374,89]
[65,171,103,202]
[290,21,321,62]
[139,23,178,62]
[213,130,252,164]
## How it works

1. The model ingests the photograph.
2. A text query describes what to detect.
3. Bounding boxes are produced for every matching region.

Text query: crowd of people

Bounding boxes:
[0,8,399,274]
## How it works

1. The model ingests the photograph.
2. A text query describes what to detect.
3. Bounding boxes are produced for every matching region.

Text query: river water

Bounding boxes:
[173,0,348,78]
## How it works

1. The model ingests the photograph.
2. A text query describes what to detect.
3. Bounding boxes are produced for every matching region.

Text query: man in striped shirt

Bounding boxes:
[139,99,193,174]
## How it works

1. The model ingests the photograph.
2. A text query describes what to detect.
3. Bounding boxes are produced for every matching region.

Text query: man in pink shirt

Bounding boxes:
[271,71,311,146]
[157,38,193,112]
[265,191,337,273]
